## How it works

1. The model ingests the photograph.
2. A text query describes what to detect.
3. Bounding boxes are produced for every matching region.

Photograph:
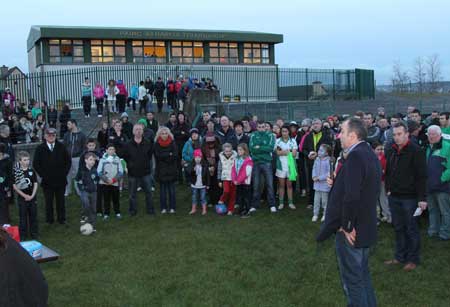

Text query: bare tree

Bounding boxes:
[413,56,426,94]
[427,54,442,93]
[392,60,410,93]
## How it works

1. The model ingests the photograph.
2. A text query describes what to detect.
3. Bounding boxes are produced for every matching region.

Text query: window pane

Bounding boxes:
[194,58,203,63]
[103,46,113,57]
[193,47,203,58]
[229,43,238,48]
[144,40,154,46]
[61,40,71,45]
[194,42,203,47]
[155,41,165,46]
[183,57,193,63]
[172,57,182,64]
[115,46,125,57]
[61,45,73,57]
[73,46,83,57]
[133,57,143,63]
[229,58,239,64]
[49,46,60,56]
[210,48,218,57]
[262,43,269,49]
[253,49,261,58]
[61,57,72,64]
[244,43,252,48]
[133,47,143,57]
[91,40,102,46]
[132,41,142,46]
[219,42,228,48]
[262,49,269,58]
[172,47,182,57]
[73,40,83,45]
[49,57,60,63]
[252,43,260,48]
[74,57,84,63]
[172,41,182,46]
[156,57,166,63]
[244,58,252,64]
[183,48,193,57]
[155,46,166,57]
[49,39,59,45]
[209,58,219,63]
[244,49,252,58]
[229,49,238,58]
[209,42,218,47]
[253,58,261,64]
[115,57,126,63]
[262,58,270,64]
[103,57,114,63]
[114,40,125,45]
[103,40,114,45]
[91,46,102,57]
[143,46,155,57]
[219,48,228,57]
[183,41,193,46]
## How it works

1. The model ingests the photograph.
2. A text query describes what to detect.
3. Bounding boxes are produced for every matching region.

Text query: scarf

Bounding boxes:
[157,136,172,147]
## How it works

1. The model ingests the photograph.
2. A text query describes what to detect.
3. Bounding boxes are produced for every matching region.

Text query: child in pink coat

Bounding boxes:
[231,143,253,218]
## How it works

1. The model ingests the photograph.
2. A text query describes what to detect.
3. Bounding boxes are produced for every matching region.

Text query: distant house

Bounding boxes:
[1,65,26,80]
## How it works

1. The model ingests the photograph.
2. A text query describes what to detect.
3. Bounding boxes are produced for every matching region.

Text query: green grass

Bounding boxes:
[10,185,450,307]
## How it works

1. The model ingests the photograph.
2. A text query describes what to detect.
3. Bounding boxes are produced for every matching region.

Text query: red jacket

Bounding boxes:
[377,152,386,182]
[231,156,253,185]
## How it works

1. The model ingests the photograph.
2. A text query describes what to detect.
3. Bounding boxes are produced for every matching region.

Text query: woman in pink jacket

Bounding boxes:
[231,143,253,218]
[93,82,105,117]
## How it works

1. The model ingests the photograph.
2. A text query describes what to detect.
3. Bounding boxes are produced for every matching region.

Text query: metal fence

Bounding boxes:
[0,65,374,109]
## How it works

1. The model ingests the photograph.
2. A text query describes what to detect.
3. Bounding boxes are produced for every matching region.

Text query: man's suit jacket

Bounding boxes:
[317,142,381,248]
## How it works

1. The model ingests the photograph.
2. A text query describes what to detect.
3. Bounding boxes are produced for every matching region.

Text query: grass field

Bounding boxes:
[10,184,450,307]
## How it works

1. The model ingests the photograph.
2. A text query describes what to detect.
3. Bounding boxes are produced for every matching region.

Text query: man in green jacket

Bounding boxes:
[249,121,276,214]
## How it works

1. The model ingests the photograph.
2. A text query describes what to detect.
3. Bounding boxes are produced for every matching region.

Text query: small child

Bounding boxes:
[13,151,39,240]
[312,144,332,222]
[217,143,237,215]
[189,149,209,215]
[231,143,253,217]
[372,142,391,223]
[97,144,123,220]
[76,152,100,230]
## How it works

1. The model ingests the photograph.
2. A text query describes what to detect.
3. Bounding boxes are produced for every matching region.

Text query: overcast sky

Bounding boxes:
[1,0,448,84]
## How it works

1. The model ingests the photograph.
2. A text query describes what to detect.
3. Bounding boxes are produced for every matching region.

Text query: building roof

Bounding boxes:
[1,66,25,79]
[27,26,284,51]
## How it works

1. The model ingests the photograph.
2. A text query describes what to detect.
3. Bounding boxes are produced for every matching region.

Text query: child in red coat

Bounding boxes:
[373,142,391,223]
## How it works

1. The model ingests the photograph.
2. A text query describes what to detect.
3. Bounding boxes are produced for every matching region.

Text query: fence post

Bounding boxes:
[276,65,280,101]
[332,69,336,100]
[305,68,309,100]
[245,67,249,103]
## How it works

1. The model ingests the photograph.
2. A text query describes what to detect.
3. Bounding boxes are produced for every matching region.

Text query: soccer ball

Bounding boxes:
[215,203,228,215]
[80,223,94,236]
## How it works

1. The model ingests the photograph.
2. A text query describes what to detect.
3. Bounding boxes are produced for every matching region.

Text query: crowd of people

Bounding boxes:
[0,99,449,264]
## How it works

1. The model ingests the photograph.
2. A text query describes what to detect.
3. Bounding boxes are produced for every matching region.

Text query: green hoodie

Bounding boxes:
[249,131,275,164]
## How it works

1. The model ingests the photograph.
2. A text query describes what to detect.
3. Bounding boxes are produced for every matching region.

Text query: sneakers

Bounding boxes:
[103,215,110,220]
[301,190,307,197]
[161,209,167,214]
[151,187,155,192]
[312,216,318,222]
[270,206,277,213]
[97,114,102,118]
[80,217,87,224]
[249,207,257,214]
[137,187,142,192]
[227,211,233,216]
[116,213,122,219]
[288,204,296,210]
[169,209,176,214]
[97,213,103,217]
[278,204,284,210]
[321,215,325,222]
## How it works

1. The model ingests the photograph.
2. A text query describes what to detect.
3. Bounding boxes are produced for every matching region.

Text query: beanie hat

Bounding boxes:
[137,118,148,127]
[121,112,129,119]
[189,128,199,136]
[194,149,202,158]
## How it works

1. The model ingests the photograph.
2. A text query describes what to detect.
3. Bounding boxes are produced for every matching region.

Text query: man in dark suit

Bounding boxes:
[317,118,381,307]
[33,128,71,224]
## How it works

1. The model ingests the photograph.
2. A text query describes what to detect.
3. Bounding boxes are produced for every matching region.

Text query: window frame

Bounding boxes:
[90,40,126,64]
[243,43,270,64]
[132,40,167,63]
[209,42,238,64]
[48,39,84,64]
[170,41,204,64]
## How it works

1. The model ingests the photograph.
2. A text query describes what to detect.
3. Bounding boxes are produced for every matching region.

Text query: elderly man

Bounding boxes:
[426,125,450,241]
[216,115,237,149]
[33,128,71,224]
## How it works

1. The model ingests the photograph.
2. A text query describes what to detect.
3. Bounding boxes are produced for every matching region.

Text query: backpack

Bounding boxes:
[175,81,182,93]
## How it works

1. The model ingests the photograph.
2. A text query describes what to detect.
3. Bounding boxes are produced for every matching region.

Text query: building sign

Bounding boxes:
[119,30,227,41]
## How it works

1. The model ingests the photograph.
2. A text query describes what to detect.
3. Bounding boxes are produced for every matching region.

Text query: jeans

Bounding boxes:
[336,232,377,307]
[313,190,328,217]
[18,198,38,239]
[388,196,420,264]
[128,174,154,215]
[65,157,80,196]
[192,187,207,206]
[79,191,97,225]
[427,192,450,240]
[251,162,276,209]
[160,181,176,210]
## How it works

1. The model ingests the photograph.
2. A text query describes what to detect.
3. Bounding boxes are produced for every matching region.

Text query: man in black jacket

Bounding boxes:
[33,128,71,224]
[317,118,380,307]
[302,118,333,206]
[384,122,427,271]
[123,123,154,216]
[215,115,238,149]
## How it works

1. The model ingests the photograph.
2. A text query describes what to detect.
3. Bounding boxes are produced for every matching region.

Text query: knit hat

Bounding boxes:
[137,118,148,127]
[121,112,129,119]
[194,149,202,158]
[190,128,199,136]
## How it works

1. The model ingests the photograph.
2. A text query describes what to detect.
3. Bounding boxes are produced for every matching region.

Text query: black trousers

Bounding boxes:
[116,94,126,113]
[306,160,315,205]
[236,185,252,214]
[139,99,147,114]
[95,98,104,115]
[102,185,120,215]
[167,93,176,109]
[96,184,103,214]
[18,198,38,239]
[156,96,164,112]
[43,187,66,224]
[82,96,92,116]
[127,97,136,110]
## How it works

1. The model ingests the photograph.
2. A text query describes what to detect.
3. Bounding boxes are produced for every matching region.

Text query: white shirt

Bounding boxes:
[47,142,55,151]
[276,137,297,171]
